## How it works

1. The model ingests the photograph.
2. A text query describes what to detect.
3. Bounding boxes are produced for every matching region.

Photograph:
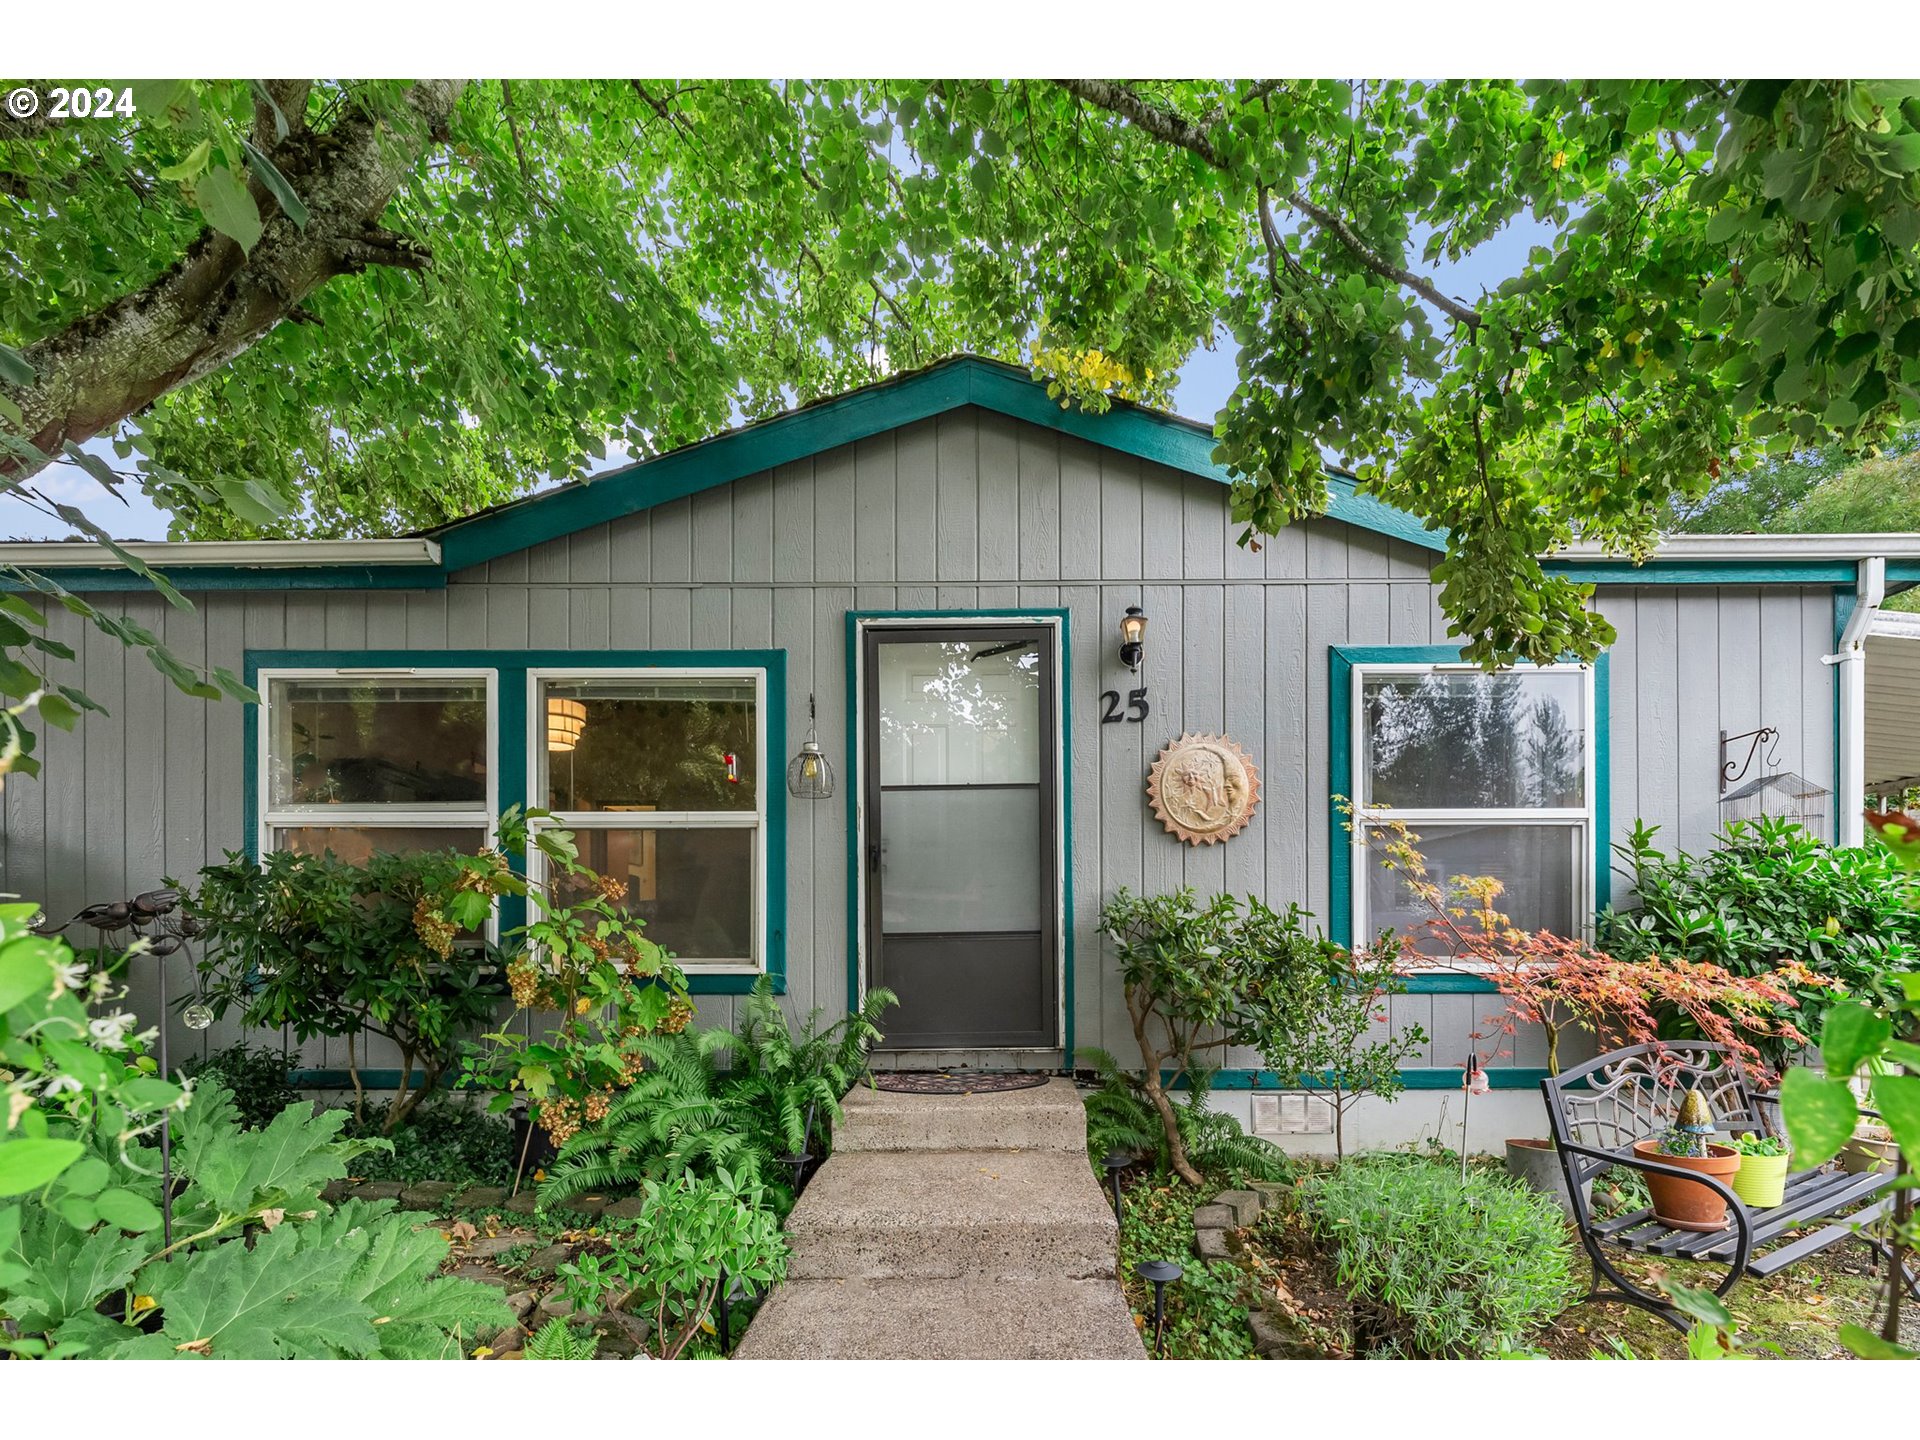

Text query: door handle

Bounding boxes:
[867,842,881,873]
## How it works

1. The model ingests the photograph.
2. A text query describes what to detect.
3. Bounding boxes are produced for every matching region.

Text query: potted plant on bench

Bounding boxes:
[1632,1090,1742,1231]
[1727,1132,1792,1208]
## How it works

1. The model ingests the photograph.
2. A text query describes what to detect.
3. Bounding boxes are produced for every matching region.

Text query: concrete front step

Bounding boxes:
[784,1149,1118,1281]
[835,1075,1088,1153]
[735,1275,1146,1359]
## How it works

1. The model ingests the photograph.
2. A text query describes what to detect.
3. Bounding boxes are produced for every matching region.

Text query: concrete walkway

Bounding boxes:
[736,1077,1146,1359]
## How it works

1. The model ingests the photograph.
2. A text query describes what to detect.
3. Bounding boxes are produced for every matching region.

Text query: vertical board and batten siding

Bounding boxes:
[1,406,1838,1085]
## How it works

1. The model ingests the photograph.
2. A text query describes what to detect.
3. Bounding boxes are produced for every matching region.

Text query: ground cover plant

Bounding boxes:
[1114,1172,1262,1359]
[1302,1153,1578,1357]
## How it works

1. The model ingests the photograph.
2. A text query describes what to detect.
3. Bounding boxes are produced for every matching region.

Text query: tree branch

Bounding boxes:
[1,79,467,483]
[1055,77,1484,329]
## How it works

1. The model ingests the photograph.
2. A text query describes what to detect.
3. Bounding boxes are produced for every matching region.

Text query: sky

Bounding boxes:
[0,208,1549,544]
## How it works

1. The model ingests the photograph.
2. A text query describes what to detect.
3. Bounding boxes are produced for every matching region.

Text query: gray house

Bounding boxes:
[6,356,1918,1150]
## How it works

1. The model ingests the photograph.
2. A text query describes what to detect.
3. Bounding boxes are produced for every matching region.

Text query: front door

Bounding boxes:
[862,624,1058,1049]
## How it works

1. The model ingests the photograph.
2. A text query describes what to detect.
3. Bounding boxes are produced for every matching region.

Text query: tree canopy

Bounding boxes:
[4,78,1920,760]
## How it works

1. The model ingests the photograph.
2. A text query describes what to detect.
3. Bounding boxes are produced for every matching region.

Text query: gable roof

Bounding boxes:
[6,354,1919,592]
[426,354,1442,572]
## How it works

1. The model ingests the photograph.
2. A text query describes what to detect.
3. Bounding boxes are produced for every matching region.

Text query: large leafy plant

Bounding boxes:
[1602,816,1919,1057]
[186,843,510,1131]
[0,910,509,1358]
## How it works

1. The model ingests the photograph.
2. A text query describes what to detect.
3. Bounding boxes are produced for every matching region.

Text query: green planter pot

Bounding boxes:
[1730,1151,1789,1209]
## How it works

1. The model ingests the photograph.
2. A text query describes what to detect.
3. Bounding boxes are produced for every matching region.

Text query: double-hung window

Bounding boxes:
[1349,662,1595,956]
[257,669,498,862]
[529,669,767,976]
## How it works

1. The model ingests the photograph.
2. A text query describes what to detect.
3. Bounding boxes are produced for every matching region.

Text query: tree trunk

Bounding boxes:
[0,80,467,482]
[344,1029,366,1130]
[1125,983,1202,1185]
[1883,1152,1910,1344]
[386,1047,419,1134]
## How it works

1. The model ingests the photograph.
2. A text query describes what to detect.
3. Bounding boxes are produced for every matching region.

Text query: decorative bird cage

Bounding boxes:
[1719,770,1830,835]
[786,694,835,800]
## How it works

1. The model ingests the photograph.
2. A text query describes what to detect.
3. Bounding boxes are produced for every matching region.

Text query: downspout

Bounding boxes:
[1823,556,1887,848]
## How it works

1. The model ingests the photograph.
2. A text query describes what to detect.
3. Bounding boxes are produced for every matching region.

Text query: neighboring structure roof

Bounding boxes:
[1866,610,1920,797]
[6,355,1920,591]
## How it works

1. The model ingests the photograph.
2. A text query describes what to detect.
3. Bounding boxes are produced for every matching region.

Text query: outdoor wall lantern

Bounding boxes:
[786,693,836,800]
[1118,605,1149,673]
[547,695,587,752]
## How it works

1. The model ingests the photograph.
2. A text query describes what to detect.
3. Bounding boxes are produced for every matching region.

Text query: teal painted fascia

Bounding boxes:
[243,647,786,998]
[843,609,1075,1056]
[1544,558,1861,586]
[1327,644,1611,949]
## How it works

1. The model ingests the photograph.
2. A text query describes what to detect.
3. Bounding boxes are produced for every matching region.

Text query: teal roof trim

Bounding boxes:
[430,357,1447,573]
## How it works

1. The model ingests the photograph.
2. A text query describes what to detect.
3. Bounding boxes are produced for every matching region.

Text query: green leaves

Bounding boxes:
[241,139,309,230]
[1779,1067,1860,1168]
[1821,1001,1894,1075]
[177,1100,352,1218]
[0,1140,86,1198]
[134,1222,378,1359]
[193,166,263,252]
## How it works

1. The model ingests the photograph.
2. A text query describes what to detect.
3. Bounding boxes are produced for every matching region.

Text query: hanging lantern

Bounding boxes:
[547,696,587,752]
[786,693,836,800]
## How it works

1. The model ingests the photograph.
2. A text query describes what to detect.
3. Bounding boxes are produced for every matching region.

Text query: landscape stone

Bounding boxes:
[533,1292,578,1326]
[1190,1204,1235,1231]
[503,1191,539,1216]
[564,1192,609,1218]
[357,1181,404,1202]
[1250,1181,1291,1211]
[455,1186,507,1211]
[601,1196,648,1221]
[504,1289,537,1320]
[400,1180,461,1210]
[460,1234,531,1260]
[321,1179,355,1204]
[527,1243,576,1274]
[1193,1226,1232,1260]
[488,1323,525,1354]
[1214,1189,1261,1225]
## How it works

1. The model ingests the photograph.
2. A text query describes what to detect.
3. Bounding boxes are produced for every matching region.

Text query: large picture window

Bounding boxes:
[1349,662,1595,957]
[529,670,767,974]
[257,670,497,864]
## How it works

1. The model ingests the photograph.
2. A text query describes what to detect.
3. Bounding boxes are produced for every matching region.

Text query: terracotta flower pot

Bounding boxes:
[1633,1140,1741,1232]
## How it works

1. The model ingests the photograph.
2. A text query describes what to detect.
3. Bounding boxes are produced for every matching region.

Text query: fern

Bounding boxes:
[539,981,898,1213]
[1076,1048,1290,1184]
[524,1318,598,1359]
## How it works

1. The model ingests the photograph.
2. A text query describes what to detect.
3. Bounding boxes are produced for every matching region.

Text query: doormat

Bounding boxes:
[869,1072,1051,1095]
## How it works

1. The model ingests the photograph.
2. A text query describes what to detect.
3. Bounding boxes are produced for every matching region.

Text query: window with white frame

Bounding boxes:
[530,670,766,973]
[1350,662,1595,956]
[258,670,497,862]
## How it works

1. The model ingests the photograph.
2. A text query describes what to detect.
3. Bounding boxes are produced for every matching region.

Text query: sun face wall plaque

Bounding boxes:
[1146,732,1261,845]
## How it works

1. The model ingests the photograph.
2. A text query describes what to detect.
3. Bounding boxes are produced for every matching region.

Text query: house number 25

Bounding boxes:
[1099,687,1151,724]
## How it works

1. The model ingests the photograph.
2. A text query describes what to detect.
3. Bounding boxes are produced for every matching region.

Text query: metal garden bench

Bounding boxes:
[1540,1041,1914,1331]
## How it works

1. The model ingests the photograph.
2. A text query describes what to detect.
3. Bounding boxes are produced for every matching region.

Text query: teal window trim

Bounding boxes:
[243,647,787,997]
[1327,644,1611,1004]
[843,609,1074,1060]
